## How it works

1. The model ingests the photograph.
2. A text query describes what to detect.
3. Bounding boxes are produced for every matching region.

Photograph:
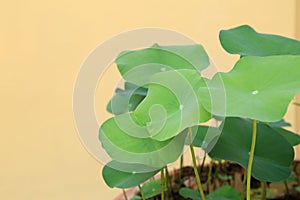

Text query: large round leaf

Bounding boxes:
[207,117,294,182]
[116,44,210,86]
[220,25,300,56]
[200,56,300,122]
[102,161,159,188]
[99,115,187,169]
[134,69,211,141]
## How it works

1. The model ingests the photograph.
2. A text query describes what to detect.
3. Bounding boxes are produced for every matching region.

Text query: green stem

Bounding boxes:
[122,189,128,200]
[179,154,184,184]
[161,168,165,200]
[165,167,170,200]
[261,181,267,200]
[205,160,213,193]
[189,127,206,200]
[200,152,206,173]
[284,180,289,197]
[213,161,220,190]
[246,120,257,200]
[138,185,145,200]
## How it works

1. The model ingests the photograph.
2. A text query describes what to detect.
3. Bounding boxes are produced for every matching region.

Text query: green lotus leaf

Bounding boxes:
[116,44,210,86]
[179,187,201,200]
[134,69,211,141]
[130,196,142,200]
[179,185,241,200]
[151,43,210,71]
[99,115,188,168]
[220,25,300,56]
[141,180,167,199]
[107,82,147,115]
[102,161,159,188]
[200,56,300,122]
[272,127,300,146]
[207,118,294,182]
[207,185,242,200]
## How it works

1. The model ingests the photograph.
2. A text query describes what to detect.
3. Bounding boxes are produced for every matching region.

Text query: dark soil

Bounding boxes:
[142,161,300,200]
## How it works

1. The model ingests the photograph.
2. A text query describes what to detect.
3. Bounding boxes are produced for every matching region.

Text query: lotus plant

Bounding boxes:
[99,25,300,200]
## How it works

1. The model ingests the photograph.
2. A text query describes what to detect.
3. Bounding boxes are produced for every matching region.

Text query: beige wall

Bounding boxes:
[0,0,298,199]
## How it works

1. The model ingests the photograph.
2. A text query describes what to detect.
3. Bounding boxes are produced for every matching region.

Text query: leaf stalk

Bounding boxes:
[246,120,257,200]
[189,127,206,200]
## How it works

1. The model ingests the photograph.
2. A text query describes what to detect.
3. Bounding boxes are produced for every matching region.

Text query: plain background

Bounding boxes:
[1,0,300,199]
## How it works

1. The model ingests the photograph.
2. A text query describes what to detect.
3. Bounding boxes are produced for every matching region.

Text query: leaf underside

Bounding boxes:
[206,118,294,182]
